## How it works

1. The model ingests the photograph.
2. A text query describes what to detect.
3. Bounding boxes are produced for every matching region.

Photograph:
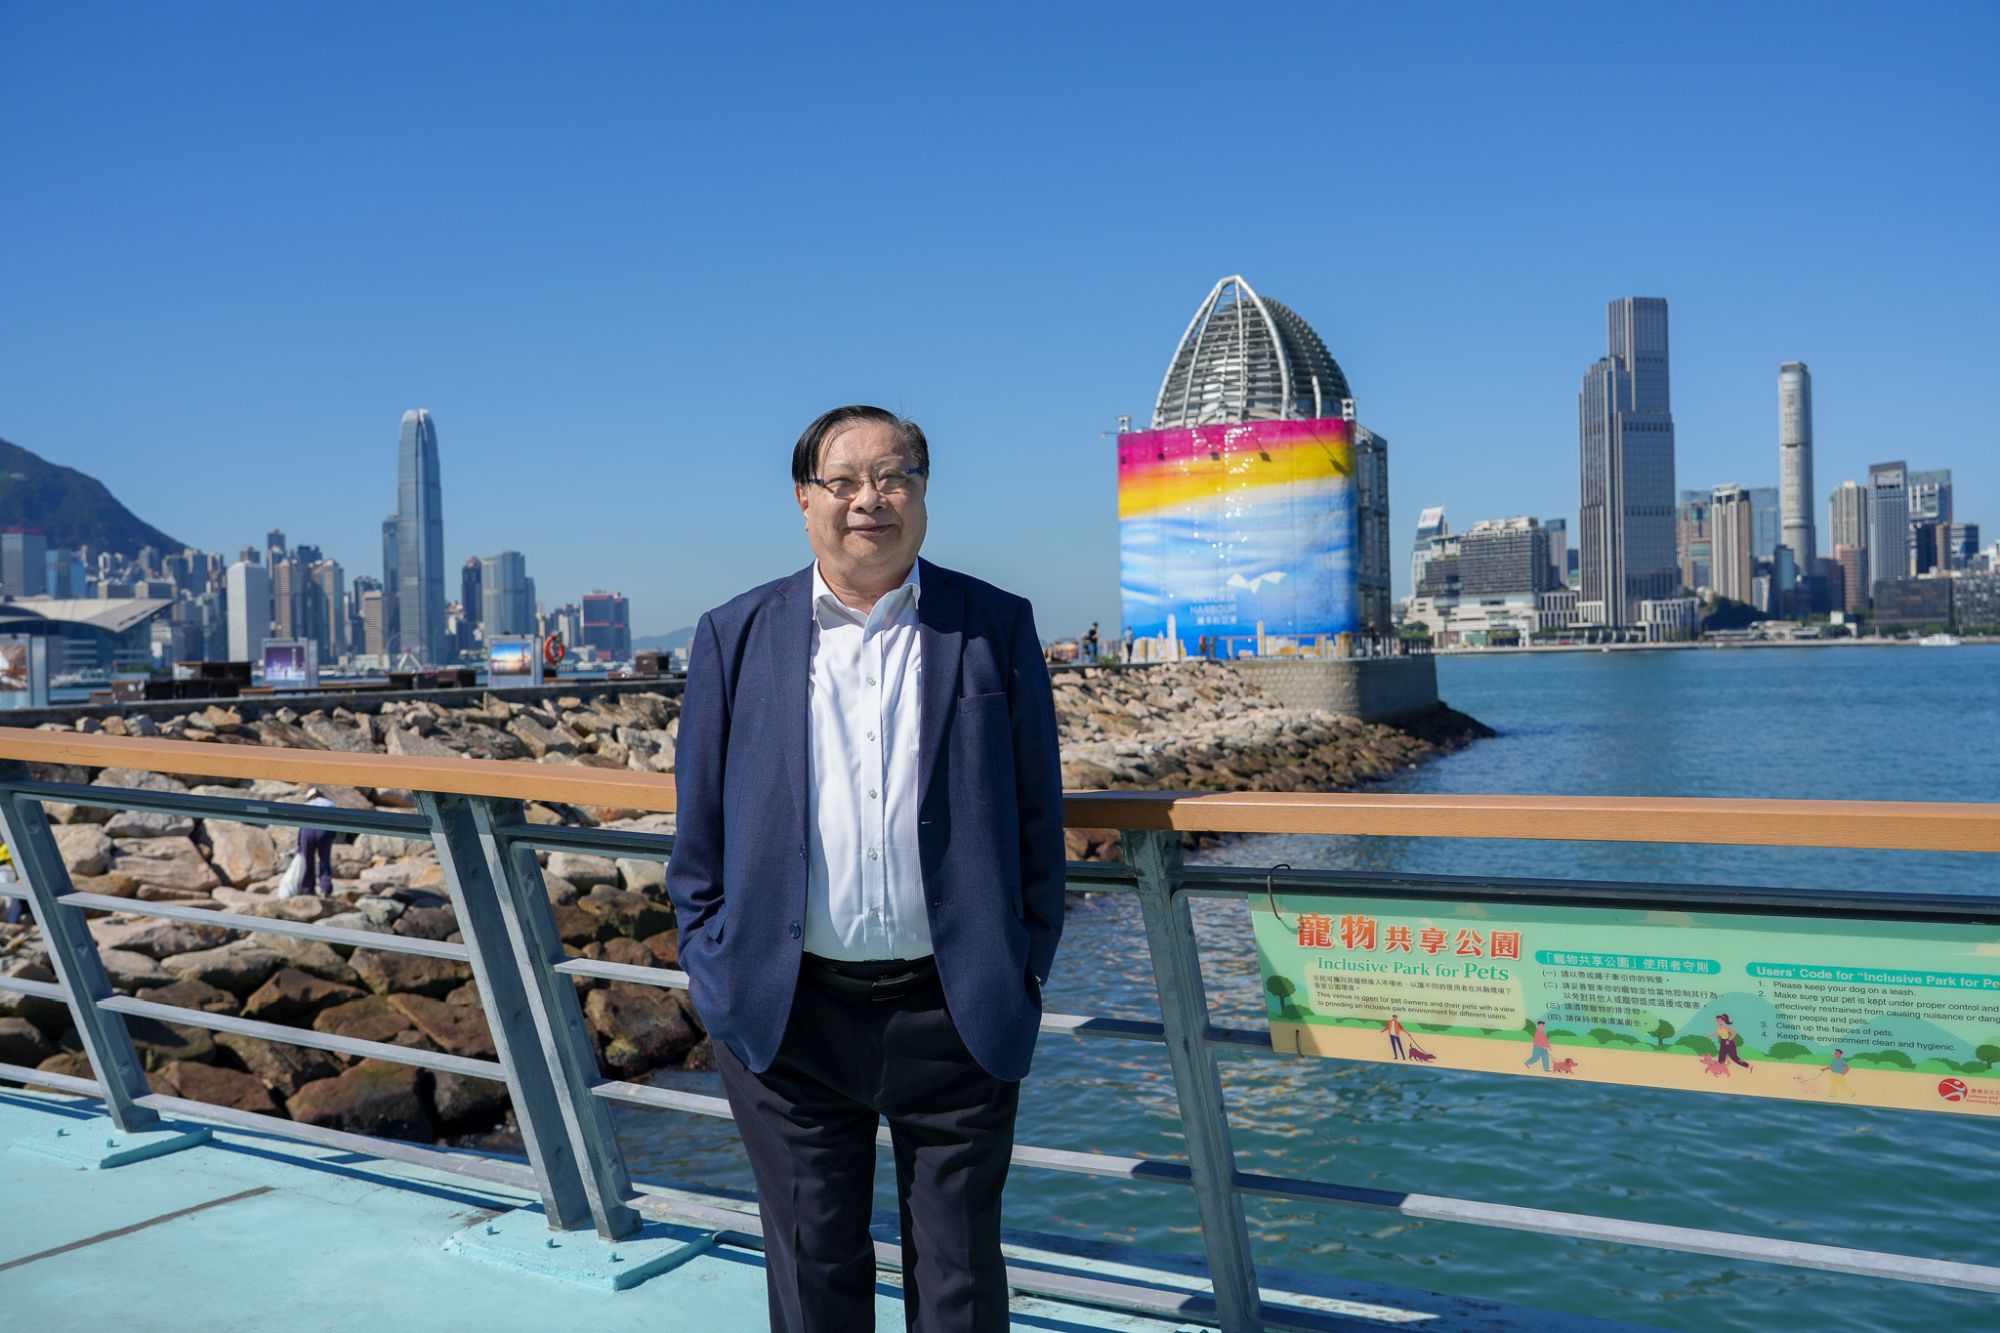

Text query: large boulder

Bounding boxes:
[0,1016,56,1067]
[384,726,459,758]
[427,1071,509,1132]
[386,995,495,1060]
[105,809,196,839]
[214,1032,340,1100]
[134,978,239,1015]
[300,715,375,754]
[90,916,231,959]
[98,948,174,990]
[348,949,470,999]
[287,1061,433,1140]
[584,984,700,1076]
[111,837,220,895]
[125,1013,218,1069]
[246,933,359,985]
[146,1061,280,1115]
[241,968,367,1024]
[576,886,673,940]
[547,851,619,889]
[390,905,459,942]
[161,939,283,996]
[93,769,192,796]
[616,857,667,894]
[206,821,278,886]
[53,824,114,877]
[313,996,430,1049]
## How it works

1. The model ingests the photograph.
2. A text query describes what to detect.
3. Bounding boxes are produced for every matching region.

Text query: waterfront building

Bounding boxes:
[1535,587,1580,634]
[1354,426,1392,635]
[582,590,632,661]
[44,548,88,599]
[1,527,48,598]
[1829,480,1869,588]
[1458,517,1553,597]
[394,409,447,666]
[1674,490,1711,591]
[1956,572,2000,631]
[1412,506,1449,594]
[1639,596,1699,642]
[1822,556,1848,616]
[481,551,535,636]
[1709,485,1756,604]
[1122,274,1370,652]
[1778,362,1815,570]
[0,595,173,674]
[1750,486,1781,562]
[1577,297,1677,627]
[548,603,584,654]
[1871,576,1951,630]
[1833,544,1866,613]
[225,559,270,662]
[1867,461,1911,594]
[1541,518,1567,588]
[1949,523,1981,571]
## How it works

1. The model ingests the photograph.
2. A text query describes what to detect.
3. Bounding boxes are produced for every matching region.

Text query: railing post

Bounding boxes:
[419,792,638,1239]
[1125,827,1261,1332]
[0,763,160,1133]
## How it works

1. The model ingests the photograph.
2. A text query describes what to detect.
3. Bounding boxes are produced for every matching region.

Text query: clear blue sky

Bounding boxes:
[3,3,1994,637]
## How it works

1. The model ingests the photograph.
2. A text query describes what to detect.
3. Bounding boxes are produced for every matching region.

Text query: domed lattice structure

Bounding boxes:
[1152,275,1352,428]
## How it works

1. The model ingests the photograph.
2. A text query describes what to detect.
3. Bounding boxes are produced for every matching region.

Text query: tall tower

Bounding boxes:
[1866,461,1909,594]
[1578,298,1678,627]
[395,410,446,666]
[1709,485,1756,604]
[1778,362,1815,571]
[1829,480,1869,588]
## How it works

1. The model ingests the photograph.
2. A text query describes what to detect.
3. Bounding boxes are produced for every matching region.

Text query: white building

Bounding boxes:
[226,560,270,663]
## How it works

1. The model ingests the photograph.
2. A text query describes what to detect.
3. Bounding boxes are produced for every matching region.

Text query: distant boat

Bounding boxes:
[1919,632,1962,647]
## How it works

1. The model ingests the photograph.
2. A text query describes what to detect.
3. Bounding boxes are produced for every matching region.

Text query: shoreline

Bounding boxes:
[1435,635,1997,657]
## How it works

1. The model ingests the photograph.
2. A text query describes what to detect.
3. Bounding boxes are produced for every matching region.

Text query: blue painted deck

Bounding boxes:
[0,1088,1635,1331]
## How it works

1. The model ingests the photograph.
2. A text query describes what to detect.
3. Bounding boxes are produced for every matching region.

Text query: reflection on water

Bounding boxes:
[618,647,2000,1330]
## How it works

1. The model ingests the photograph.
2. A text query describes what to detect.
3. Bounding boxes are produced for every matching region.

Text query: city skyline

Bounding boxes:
[2,7,1994,636]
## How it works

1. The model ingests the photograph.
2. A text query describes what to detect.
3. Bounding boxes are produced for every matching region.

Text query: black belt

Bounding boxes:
[802,953,937,1002]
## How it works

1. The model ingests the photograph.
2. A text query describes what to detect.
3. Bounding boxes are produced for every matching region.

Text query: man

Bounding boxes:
[666,405,1066,1332]
[296,787,339,897]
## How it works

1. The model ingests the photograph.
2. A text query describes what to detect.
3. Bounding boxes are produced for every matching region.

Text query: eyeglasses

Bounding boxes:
[808,466,927,500]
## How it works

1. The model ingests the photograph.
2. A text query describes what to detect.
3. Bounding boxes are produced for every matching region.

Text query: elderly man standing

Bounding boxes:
[666,405,1066,1332]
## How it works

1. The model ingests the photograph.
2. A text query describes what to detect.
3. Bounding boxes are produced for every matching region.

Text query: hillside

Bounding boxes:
[0,435,184,556]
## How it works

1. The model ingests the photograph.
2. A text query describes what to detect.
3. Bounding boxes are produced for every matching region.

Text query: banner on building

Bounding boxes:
[260,639,318,690]
[0,636,49,710]
[1252,894,2000,1116]
[1117,418,1357,654]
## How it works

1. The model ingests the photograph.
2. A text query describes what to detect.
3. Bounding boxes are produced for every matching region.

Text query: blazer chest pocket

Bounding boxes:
[958,690,1008,715]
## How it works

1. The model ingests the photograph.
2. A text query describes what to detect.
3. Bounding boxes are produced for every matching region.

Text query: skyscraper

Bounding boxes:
[1,528,49,598]
[1412,506,1449,594]
[395,410,447,666]
[226,560,271,662]
[1829,479,1869,590]
[311,560,345,657]
[380,515,401,654]
[1675,490,1712,592]
[1542,518,1567,588]
[1710,485,1756,605]
[1867,461,1910,594]
[582,591,633,661]
[1578,297,1678,627]
[1778,362,1815,571]
[1353,424,1393,635]
[461,557,484,629]
[1750,487,1781,562]
[481,551,535,636]
[1909,469,1953,525]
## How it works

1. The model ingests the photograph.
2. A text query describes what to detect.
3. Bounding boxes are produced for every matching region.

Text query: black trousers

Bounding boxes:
[716,964,1020,1332]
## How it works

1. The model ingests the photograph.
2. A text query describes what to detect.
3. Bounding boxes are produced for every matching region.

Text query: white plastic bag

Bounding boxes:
[275,852,307,899]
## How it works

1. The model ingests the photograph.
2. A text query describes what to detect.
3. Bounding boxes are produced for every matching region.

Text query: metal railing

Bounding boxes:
[2,731,2000,1331]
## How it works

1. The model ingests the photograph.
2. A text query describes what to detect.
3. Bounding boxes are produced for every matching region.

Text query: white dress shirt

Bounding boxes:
[803,562,932,961]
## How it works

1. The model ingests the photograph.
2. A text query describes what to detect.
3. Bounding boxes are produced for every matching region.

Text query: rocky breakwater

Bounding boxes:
[0,690,693,1146]
[1051,661,1491,860]
[1,665,1486,1143]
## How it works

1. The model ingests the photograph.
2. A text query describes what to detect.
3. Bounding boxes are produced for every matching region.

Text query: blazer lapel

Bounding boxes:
[774,566,814,834]
[917,558,964,806]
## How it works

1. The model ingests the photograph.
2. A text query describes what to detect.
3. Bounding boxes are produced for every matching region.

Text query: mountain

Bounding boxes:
[0,436,184,556]
[633,626,694,653]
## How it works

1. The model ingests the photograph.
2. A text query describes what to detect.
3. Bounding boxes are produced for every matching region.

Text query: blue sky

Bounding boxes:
[3,3,1994,637]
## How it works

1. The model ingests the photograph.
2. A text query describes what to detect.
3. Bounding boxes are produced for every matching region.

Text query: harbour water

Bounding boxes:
[620,646,2000,1330]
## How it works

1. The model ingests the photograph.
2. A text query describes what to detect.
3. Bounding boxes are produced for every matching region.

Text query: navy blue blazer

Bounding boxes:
[665,559,1066,1082]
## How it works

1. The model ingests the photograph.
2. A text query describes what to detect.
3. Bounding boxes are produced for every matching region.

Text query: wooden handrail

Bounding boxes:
[2,729,1996,852]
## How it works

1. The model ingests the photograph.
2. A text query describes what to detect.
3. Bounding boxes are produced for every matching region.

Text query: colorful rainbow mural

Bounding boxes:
[1118,418,1358,652]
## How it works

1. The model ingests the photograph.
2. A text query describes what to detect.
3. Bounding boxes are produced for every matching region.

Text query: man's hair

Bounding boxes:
[791,405,929,487]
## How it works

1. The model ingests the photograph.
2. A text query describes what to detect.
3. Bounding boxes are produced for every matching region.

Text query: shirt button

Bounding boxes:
[866,677,876,686]
[866,731,875,741]
[868,849,879,861]
[868,789,878,800]
[788,921,801,939]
